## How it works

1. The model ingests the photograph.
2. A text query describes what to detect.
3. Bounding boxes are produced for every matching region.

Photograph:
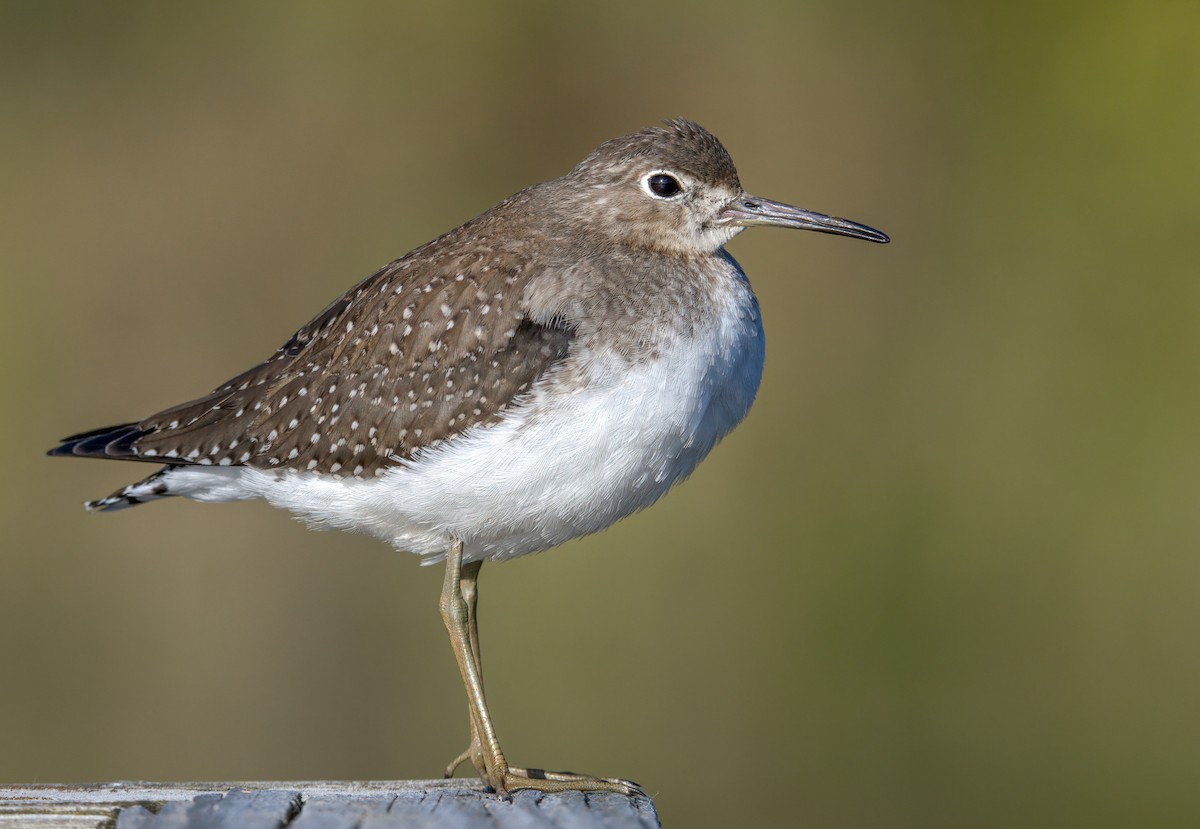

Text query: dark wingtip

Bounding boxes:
[48,423,144,460]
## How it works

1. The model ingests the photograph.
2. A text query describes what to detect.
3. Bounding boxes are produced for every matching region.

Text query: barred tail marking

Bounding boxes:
[85,469,175,513]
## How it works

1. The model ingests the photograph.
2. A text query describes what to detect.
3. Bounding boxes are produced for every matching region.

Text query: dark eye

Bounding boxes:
[647,173,683,198]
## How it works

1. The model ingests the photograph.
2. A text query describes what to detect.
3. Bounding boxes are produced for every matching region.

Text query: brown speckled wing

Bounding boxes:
[126,250,573,478]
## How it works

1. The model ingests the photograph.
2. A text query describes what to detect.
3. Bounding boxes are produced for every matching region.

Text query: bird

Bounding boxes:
[48,119,889,798]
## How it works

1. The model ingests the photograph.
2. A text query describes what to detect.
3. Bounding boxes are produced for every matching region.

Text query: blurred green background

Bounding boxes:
[2,2,1198,827]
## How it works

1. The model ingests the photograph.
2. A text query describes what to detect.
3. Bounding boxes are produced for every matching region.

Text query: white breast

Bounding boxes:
[171,269,765,562]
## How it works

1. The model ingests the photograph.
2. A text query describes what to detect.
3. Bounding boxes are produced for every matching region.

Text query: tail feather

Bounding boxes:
[85,468,176,512]
[51,423,245,513]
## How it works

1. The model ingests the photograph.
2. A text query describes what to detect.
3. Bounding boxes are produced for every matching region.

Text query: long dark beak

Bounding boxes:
[719,195,889,243]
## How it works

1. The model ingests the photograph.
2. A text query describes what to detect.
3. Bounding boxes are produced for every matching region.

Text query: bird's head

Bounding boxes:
[555,119,888,257]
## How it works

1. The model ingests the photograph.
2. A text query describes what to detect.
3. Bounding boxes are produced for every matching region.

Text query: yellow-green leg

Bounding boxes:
[438,537,644,798]
[444,558,484,779]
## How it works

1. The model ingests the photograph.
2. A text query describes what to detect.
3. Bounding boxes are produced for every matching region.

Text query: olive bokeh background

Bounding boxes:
[3,3,1198,827]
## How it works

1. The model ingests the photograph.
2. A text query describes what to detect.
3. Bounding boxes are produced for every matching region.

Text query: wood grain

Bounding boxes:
[0,781,661,829]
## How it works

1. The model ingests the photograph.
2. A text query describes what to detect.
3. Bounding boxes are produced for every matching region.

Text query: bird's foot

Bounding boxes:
[500,766,646,798]
[446,743,643,798]
[443,735,485,779]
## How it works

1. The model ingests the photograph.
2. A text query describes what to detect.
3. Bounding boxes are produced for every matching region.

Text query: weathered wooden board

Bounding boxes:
[0,781,661,829]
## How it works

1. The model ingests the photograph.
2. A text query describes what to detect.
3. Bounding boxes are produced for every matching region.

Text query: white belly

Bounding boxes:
[167,276,765,562]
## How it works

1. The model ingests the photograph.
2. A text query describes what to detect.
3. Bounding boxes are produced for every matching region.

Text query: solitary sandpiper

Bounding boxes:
[49,119,889,797]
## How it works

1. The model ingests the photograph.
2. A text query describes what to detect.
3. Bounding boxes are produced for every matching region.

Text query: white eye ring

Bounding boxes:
[644,170,685,199]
